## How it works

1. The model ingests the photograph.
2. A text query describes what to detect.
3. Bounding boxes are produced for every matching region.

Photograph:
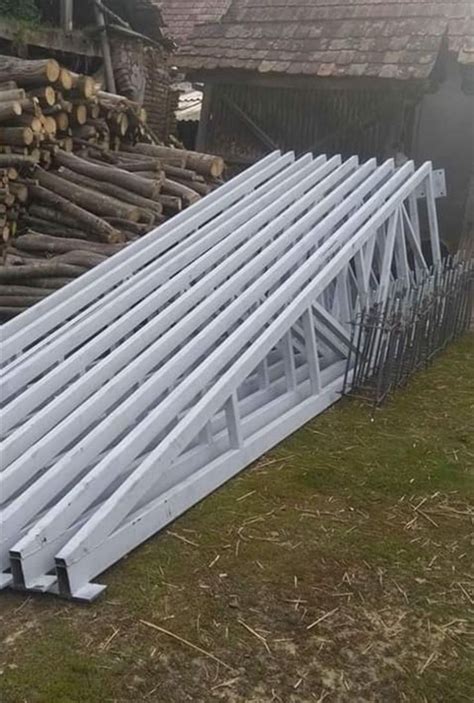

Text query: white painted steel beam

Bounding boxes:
[0,152,440,599]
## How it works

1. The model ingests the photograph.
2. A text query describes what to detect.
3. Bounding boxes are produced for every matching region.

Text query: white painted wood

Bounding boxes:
[0,153,438,599]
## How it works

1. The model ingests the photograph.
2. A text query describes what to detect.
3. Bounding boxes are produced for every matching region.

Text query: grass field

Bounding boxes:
[1,335,473,703]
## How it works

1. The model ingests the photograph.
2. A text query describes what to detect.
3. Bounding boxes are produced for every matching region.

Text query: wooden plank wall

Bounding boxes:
[206,82,415,165]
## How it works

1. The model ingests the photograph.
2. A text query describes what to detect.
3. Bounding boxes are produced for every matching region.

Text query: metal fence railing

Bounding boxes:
[344,256,473,406]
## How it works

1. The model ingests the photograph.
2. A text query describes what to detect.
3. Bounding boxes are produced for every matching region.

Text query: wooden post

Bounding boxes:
[196,84,213,153]
[60,0,74,33]
[94,4,116,94]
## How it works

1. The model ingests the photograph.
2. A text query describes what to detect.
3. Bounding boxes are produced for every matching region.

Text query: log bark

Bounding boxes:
[20,98,41,116]
[71,125,97,141]
[8,114,43,132]
[104,218,150,235]
[36,169,140,222]
[57,167,160,222]
[123,143,224,177]
[9,182,28,203]
[163,178,201,206]
[185,180,211,197]
[0,102,22,122]
[130,171,161,180]
[158,194,182,214]
[0,57,60,86]
[52,251,108,268]
[116,159,161,172]
[54,151,161,200]
[0,127,34,146]
[163,164,200,182]
[27,86,56,106]
[184,151,224,178]
[0,284,55,297]
[28,203,81,229]
[96,90,138,109]
[18,276,75,289]
[70,73,97,99]
[0,189,15,206]
[121,142,187,168]
[15,232,123,256]
[0,88,26,103]
[0,262,86,281]
[0,294,47,307]
[28,183,122,243]
[20,215,88,239]
[0,81,18,91]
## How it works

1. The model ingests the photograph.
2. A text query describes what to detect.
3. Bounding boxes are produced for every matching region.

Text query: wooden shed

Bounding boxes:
[178,0,474,247]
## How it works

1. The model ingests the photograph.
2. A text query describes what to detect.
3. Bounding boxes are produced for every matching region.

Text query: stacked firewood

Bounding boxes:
[0,56,226,320]
[0,56,147,164]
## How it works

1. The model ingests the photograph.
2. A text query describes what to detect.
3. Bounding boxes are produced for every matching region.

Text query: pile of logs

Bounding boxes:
[0,55,226,321]
[0,55,147,157]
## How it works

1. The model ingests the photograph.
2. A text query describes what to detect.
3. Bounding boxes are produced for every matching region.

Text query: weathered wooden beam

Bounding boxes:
[0,18,100,58]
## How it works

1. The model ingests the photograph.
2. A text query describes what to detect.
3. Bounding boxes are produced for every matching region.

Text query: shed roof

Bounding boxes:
[177,0,474,80]
[158,0,233,43]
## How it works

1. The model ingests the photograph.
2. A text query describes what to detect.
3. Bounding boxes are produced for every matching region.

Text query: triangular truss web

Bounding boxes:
[0,151,441,600]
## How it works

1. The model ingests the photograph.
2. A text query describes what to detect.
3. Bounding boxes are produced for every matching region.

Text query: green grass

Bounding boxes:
[1,335,473,702]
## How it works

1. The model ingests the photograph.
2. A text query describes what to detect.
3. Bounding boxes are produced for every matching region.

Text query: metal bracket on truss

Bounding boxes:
[0,151,442,601]
[416,169,447,199]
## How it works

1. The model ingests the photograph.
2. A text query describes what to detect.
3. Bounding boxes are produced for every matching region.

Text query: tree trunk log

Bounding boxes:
[163,164,200,181]
[0,88,26,103]
[28,184,122,243]
[28,204,84,230]
[185,180,211,197]
[0,284,56,297]
[18,276,75,289]
[123,143,224,177]
[70,73,97,99]
[52,251,108,268]
[0,262,86,282]
[121,142,187,168]
[104,217,150,235]
[15,232,123,256]
[0,57,60,86]
[36,169,140,222]
[19,215,89,240]
[158,195,182,214]
[9,182,28,203]
[0,80,18,91]
[54,112,70,131]
[0,102,22,122]
[8,114,43,132]
[116,159,161,172]
[57,167,160,222]
[27,86,56,106]
[0,127,34,146]
[162,178,201,206]
[54,151,161,200]
[184,151,224,179]
[0,154,37,169]
[59,68,73,91]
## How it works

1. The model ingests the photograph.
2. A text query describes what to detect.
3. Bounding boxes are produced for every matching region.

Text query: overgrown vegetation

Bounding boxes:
[0,334,473,702]
[0,0,40,23]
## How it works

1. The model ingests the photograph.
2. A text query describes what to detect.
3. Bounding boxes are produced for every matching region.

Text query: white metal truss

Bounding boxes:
[0,151,441,601]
